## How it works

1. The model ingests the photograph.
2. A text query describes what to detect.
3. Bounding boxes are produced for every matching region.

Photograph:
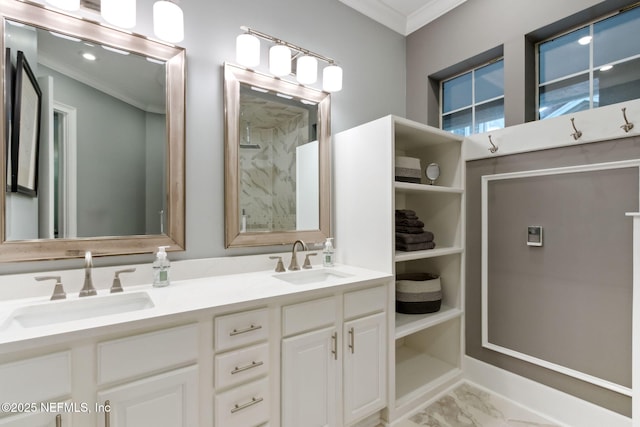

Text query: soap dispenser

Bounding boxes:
[153,246,171,287]
[322,237,335,267]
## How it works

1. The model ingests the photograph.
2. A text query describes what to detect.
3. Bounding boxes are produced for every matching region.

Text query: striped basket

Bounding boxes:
[395,272,442,314]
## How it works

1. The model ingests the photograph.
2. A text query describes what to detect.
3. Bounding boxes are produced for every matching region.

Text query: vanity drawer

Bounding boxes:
[215,342,269,389]
[344,285,387,320]
[97,323,198,385]
[215,377,270,427]
[282,296,337,336]
[0,352,71,403]
[215,308,269,352]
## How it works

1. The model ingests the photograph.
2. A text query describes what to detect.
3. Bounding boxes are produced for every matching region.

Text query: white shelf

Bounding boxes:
[395,181,463,195]
[395,306,462,339]
[394,345,462,408]
[394,246,463,262]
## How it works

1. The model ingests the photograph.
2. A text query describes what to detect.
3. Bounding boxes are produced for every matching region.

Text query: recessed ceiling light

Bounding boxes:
[578,36,592,45]
[82,52,97,61]
[600,64,613,71]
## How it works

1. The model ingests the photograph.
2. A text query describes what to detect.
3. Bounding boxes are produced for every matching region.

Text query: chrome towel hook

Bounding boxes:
[570,117,582,140]
[488,135,498,153]
[621,107,634,133]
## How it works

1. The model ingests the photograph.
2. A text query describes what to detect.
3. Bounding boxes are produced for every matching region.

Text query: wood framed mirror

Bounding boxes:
[0,0,185,262]
[223,63,331,247]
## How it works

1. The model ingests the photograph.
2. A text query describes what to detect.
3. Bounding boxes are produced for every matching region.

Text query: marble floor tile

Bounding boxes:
[403,383,560,427]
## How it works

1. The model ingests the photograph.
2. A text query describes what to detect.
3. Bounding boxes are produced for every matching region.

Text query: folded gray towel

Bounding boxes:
[396,241,436,251]
[395,218,424,227]
[396,231,434,244]
[395,225,425,234]
[395,209,417,218]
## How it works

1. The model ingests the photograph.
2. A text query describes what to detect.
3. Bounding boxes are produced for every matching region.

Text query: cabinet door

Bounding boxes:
[343,312,387,425]
[0,412,68,427]
[281,327,338,427]
[97,365,198,427]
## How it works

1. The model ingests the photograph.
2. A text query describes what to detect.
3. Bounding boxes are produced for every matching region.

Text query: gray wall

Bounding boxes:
[3,0,406,273]
[467,136,640,416]
[405,0,634,127]
[42,66,150,237]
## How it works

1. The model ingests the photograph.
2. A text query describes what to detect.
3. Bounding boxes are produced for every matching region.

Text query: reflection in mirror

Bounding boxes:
[5,20,167,240]
[0,0,186,262]
[224,63,331,248]
[239,84,319,232]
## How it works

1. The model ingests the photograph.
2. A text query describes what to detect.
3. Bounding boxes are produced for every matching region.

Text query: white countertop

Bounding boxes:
[0,264,391,349]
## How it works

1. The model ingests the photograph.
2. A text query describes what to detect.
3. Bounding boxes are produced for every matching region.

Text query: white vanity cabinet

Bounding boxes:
[0,266,391,427]
[95,324,200,427]
[0,323,201,427]
[281,285,387,427]
[96,366,198,427]
[0,352,72,427]
[213,308,271,427]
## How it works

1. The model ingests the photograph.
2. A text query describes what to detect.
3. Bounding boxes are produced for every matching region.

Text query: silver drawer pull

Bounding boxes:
[348,327,355,354]
[56,414,62,427]
[231,360,264,375]
[230,324,262,336]
[230,396,263,414]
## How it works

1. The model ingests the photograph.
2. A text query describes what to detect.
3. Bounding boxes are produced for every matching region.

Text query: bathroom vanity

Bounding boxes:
[0,264,391,427]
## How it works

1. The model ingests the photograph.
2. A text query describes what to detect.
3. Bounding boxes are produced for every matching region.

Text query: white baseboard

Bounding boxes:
[463,356,632,427]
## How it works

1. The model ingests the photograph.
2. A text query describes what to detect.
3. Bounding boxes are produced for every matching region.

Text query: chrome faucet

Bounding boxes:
[79,251,97,297]
[288,240,307,271]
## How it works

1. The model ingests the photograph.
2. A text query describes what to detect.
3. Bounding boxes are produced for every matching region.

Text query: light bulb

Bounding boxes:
[236,34,260,67]
[153,0,184,43]
[101,0,136,29]
[269,44,291,77]
[323,64,343,92]
[296,55,318,85]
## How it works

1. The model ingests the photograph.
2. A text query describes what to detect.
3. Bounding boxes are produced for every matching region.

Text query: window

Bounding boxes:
[441,59,504,136]
[538,5,640,120]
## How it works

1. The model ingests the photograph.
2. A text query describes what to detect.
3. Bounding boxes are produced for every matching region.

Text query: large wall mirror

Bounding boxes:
[0,0,185,262]
[224,63,331,247]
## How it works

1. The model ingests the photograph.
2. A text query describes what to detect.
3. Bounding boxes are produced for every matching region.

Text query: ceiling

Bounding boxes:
[339,0,468,35]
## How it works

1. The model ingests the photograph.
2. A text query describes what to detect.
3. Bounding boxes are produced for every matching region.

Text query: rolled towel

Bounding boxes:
[395,218,424,228]
[395,225,425,234]
[396,231,434,244]
[396,241,436,251]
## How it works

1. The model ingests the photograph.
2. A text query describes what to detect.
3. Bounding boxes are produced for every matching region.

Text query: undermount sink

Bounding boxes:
[274,268,353,285]
[1,291,154,330]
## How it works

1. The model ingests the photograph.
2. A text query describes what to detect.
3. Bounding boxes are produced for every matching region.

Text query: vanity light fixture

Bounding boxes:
[296,55,318,84]
[322,64,343,92]
[153,0,184,43]
[236,33,260,67]
[269,44,292,77]
[101,0,136,29]
[46,0,185,44]
[237,26,343,92]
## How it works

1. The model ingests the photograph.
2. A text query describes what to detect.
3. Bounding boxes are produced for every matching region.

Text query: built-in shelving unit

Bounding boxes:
[334,115,465,423]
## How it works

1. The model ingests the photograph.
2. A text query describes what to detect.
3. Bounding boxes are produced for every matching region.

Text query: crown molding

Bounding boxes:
[339,0,467,35]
